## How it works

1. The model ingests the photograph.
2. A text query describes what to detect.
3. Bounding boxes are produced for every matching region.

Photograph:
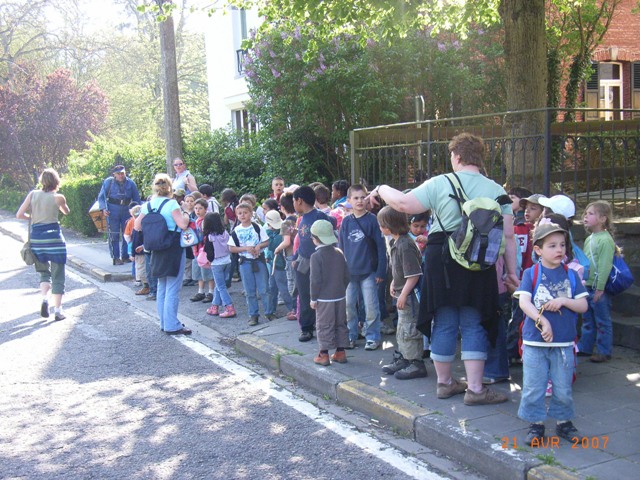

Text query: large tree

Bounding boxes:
[0,67,108,189]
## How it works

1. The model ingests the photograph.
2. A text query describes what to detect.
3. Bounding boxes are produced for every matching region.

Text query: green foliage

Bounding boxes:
[58,175,104,236]
[0,189,25,213]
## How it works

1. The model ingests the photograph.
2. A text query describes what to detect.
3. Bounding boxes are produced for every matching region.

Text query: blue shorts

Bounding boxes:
[191,259,213,281]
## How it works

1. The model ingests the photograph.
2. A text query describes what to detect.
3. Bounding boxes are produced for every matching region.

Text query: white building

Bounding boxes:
[203,6,261,131]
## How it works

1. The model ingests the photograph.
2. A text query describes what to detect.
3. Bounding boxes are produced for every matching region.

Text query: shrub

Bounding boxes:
[59,175,104,236]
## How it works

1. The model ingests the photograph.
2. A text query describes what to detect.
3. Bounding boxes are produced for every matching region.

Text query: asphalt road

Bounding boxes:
[0,232,470,480]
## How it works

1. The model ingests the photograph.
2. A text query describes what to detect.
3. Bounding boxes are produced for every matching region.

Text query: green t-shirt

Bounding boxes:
[411,171,511,234]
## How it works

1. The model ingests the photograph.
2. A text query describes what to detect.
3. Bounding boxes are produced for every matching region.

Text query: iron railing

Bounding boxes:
[350,108,640,216]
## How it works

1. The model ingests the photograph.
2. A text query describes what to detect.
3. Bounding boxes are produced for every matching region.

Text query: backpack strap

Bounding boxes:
[531,262,577,302]
[232,222,262,247]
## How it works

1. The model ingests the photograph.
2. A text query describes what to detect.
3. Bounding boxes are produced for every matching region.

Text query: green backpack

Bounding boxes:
[435,173,511,271]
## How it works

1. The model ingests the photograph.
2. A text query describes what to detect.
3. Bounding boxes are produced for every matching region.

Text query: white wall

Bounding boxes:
[203,7,261,130]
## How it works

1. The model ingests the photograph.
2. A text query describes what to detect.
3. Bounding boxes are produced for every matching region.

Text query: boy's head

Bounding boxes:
[199,184,213,198]
[538,194,575,220]
[272,177,285,195]
[313,184,331,206]
[239,193,257,208]
[532,221,568,264]
[409,212,429,236]
[194,198,208,216]
[508,186,533,214]
[519,194,546,224]
[347,184,368,213]
[377,206,410,235]
[220,188,237,204]
[128,201,140,215]
[293,186,315,212]
[235,202,253,224]
[183,194,195,210]
[279,192,295,215]
[310,219,337,245]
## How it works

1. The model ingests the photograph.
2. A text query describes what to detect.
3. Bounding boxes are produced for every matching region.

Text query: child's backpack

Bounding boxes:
[207,197,220,214]
[435,173,511,271]
[141,199,178,251]
[571,240,590,281]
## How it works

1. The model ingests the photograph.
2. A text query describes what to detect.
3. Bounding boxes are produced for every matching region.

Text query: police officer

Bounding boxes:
[98,165,141,265]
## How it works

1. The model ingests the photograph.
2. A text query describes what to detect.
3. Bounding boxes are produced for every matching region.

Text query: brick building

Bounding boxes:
[584,0,640,120]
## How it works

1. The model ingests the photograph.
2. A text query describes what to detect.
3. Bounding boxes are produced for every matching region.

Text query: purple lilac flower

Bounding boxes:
[271,67,281,78]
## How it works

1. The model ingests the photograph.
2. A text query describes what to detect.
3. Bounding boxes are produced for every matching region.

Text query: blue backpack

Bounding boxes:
[142,199,179,251]
[571,240,590,281]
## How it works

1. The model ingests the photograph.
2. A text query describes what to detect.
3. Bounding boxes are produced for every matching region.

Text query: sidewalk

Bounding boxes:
[2,211,639,480]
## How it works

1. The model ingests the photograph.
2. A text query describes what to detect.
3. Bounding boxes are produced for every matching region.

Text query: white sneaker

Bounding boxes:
[364,340,379,351]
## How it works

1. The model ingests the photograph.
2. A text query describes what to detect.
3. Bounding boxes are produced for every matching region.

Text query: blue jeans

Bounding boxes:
[268,268,294,315]
[577,289,613,356]
[346,273,381,343]
[430,306,488,362]
[156,251,185,332]
[107,204,129,259]
[239,260,269,317]
[484,293,511,379]
[518,345,575,422]
[225,253,238,288]
[145,253,157,295]
[212,263,232,306]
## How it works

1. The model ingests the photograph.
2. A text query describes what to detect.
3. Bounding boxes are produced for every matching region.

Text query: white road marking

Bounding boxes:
[178,336,446,480]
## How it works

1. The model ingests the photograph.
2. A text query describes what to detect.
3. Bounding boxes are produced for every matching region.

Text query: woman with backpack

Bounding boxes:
[135,173,191,335]
[368,133,519,406]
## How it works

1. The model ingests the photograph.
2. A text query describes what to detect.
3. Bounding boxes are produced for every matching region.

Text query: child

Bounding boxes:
[261,199,280,219]
[508,186,533,224]
[408,212,429,256]
[199,184,221,214]
[515,221,588,445]
[309,219,350,366]
[123,201,139,271]
[181,193,197,286]
[228,202,270,326]
[275,192,298,305]
[269,176,285,203]
[220,188,239,286]
[377,206,427,379]
[190,199,215,303]
[202,212,236,318]
[577,200,616,363]
[313,184,332,214]
[338,184,387,350]
[240,193,264,224]
[264,210,296,321]
[128,206,149,295]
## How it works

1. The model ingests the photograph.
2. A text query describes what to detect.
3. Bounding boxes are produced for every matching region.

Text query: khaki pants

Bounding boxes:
[396,295,423,361]
[316,298,349,351]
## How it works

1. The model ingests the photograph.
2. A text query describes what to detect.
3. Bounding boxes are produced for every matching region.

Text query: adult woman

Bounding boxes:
[369,133,518,405]
[171,157,197,195]
[135,173,191,335]
[16,168,70,321]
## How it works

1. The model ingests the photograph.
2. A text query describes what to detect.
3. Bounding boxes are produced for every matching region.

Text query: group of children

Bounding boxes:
[125,174,622,447]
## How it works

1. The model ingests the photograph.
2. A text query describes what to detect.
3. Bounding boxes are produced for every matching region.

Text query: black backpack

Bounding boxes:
[141,199,178,251]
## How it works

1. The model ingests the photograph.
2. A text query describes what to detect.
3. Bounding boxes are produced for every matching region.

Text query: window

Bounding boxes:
[585,62,623,121]
[633,63,640,119]
[232,108,257,134]
[231,8,248,77]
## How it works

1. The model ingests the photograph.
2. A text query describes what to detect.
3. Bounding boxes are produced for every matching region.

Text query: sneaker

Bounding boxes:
[437,378,468,399]
[330,351,348,363]
[463,387,508,406]
[248,315,259,326]
[364,340,379,351]
[314,353,330,366]
[134,280,142,287]
[219,305,237,318]
[345,340,357,350]
[556,421,584,442]
[545,380,553,397]
[381,357,410,375]
[202,293,213,303]
[190,292,206,302]
[207,305,219,316]
[380,323,396,335]
[40,300,50,318]
[482,376,510,385]
[590,353,609,363]
[135,286,150,296]
[525,423,545,446]
[394,360,428,380]
[286,311,297,321]
[54,312,66,321]
[298,331,313,342]
[266,313,276,321]
[146,293,156,301]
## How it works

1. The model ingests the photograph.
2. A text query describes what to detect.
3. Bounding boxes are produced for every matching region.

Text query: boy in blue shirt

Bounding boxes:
[339,184,387,350]
[515,221,588,446]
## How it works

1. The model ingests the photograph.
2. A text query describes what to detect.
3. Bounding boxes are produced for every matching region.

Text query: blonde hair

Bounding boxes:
[152,173,173,197]
[585,200,615,235]
[239,193,257,207]
[40,168,61,192]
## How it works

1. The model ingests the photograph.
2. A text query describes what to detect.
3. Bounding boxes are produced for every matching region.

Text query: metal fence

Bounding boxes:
[350,108,640,216]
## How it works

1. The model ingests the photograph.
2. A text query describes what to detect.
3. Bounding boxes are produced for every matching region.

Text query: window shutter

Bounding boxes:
[586,63,599,120]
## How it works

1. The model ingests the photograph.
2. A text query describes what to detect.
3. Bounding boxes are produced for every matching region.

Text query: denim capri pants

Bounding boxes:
[430,305,488,362]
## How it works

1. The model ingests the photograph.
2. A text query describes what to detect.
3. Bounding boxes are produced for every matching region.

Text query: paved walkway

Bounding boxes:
[2,211,639,480]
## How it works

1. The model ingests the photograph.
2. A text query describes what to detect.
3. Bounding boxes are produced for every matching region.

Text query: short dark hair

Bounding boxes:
[293,185,315,206]
[194,198,208,210]
[313,184,330,204]
[377,206,410,235]
[332,179,350,197]
[280,192,295,214]
[347,184,367,198]
[409,212,430,224]
[199,184,213,197]
[508,186,533,199]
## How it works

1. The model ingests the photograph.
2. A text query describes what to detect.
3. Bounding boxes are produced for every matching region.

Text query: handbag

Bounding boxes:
[605,252,634,296]
[20,218,37,265]
[180,222,201,248]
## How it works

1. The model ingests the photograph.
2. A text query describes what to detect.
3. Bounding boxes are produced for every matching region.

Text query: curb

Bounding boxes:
[235,334,580,480]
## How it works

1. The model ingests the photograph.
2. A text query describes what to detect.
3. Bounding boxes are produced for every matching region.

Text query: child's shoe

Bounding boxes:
[286,310,297,321]
[590,353,609,363]
[248,315,259,326]
[314,353,330,366]
[202,293,213,303]
[556,421,583,442]
[219,305,236,318]
[207,305,219,316]
[190,292,206,302]
[266,313,276,321]
[525,423,545,446]
[40,299,50,318]
[330,351,348,363]
[394,360,428,380]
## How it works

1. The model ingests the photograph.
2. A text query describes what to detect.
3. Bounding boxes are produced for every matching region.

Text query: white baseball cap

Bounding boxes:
[538,195,575,219]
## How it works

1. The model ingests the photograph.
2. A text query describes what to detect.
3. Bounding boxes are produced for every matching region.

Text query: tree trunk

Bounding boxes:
[158,4,183,173]
[500,0,547,190]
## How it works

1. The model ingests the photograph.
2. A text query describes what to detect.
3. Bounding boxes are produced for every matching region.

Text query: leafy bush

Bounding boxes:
[59,175,104,236]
